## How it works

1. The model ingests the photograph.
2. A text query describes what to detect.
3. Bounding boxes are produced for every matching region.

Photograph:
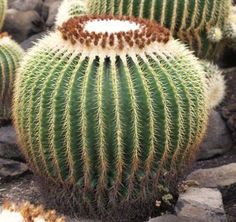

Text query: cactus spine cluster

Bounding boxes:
[0,33,23,120]
[0,0,6,30]
[56,0,236,59]
[13,15,210,219]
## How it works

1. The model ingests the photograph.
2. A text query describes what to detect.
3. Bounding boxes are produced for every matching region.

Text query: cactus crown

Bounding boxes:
[58,15,170,52]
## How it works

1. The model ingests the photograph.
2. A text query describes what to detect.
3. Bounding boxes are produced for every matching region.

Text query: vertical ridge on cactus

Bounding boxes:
[0,0,6,30]
[56,0,236,59]
[0,33,23,120]
[13,15,210,220]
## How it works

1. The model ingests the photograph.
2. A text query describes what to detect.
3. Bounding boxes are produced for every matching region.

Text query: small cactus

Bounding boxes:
[14,15,211,220]
[201,61,226,109]
[0,0,6,30]
[0,33,23,120]
[56,0,87,26]
[56,0,236,59]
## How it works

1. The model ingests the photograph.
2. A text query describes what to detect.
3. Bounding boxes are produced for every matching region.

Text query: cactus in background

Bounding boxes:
[56,0,87,26]
[0,0,6,30]
[14,15,211,220]
[201,61,226,109]
[0,33,23,120]
[56,0,236,59]
[223,6,236,47]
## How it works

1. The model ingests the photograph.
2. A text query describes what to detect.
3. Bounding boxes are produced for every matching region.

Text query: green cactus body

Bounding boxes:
[14,16,209,220]
[0,34,23,120]
[0,0,6,30]
[56,0,236,59]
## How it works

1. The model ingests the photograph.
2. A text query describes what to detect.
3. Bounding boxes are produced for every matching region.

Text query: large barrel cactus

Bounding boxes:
[56,0,236,59]
[0,0,6,30]
[14,15,210,220]
[0,33,23,120]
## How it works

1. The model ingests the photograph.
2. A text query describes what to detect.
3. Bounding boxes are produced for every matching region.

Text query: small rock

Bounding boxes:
[187,163,236,188]
[0,126,24,160]
[20,32,46,50]
[148,215,203,222]
[227,115,236,132]
[0,143,23,161]
[3,9,45,43]
[198,110,232,160]
[0,158,28,180]
[175,188,227,222]
[0,126,17,144]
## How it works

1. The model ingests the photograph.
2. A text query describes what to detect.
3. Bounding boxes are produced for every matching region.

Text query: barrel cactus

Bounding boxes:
[0,0,6,30]
[201,61,226,109]
[14,15,211,220]
[56,0,236,60]
[0,33,23,120]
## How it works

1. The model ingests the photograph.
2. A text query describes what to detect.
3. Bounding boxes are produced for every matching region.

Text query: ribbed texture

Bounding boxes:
[0,36,23,120]
[56,0,234,59]
[89,0,229,30]
[0,0,6,30]
[13,29,209,216]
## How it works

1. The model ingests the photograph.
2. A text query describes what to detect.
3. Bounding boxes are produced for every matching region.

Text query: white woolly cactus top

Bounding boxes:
[57,16,170,55]
[0,201,65,222]
[51,15,202,66]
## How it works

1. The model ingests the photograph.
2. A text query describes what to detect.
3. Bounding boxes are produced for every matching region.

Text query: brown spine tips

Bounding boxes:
[58,15,171,50]
[128,40,134,47]
[118,39,124,50]
[85,38,91,47]
[101,36,107,48]
[109,34,115,46]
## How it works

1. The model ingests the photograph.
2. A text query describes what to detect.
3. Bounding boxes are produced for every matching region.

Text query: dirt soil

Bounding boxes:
[0,173,42,206]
